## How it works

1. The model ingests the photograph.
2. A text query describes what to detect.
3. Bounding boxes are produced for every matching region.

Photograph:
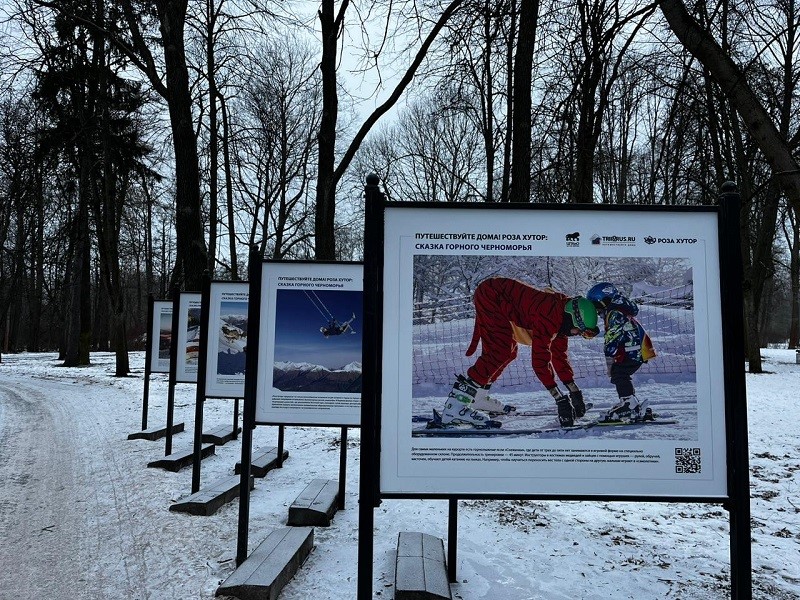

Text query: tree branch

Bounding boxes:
[333,0,464,185]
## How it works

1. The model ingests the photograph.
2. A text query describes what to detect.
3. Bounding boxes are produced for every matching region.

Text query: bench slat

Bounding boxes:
[169,475,255,516]
[216,527,314,600]
[146,443,215,472]
[235,448,289,478]
[395,532,451,600]
[202,425,241,445]
[287,479,339,527]
[127,422,185,441]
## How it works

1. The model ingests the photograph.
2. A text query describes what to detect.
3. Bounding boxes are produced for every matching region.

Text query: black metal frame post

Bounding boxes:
[358,174,385,600]
[191,272,212,494]
[233,398,240,438]
[276,425,285,467]
[448,499,458,582]
[718,182,752,600]
[338,427,348,510]
[165,285,181,456]
[236,246,262,566]
[141,294,154,430]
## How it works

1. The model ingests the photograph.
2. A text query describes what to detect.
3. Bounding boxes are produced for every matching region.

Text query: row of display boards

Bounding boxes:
[129,180,751,600]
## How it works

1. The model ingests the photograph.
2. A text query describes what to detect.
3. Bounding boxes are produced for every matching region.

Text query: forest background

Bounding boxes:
[1,0,798,376]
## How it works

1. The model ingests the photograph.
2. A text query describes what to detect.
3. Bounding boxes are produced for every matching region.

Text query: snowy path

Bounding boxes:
[0,378,100,597]
[0,351,798,600]
[0,370,233,599]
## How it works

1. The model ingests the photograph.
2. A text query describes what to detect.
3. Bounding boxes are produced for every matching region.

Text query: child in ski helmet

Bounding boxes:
[587,282,656,421]
[587,281,639,316]
[437,277,599,429]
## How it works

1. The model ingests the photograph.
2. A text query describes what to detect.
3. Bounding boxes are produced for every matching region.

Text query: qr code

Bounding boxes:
[675,447,701,474]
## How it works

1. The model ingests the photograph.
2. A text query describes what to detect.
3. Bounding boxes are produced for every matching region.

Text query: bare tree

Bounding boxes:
[315,0,464,258]
[659,0,800,370]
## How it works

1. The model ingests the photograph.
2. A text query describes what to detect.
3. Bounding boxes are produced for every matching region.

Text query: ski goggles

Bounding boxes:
[569,298,599,338]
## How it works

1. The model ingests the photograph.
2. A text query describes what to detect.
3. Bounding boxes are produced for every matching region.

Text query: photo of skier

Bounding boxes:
[158,311,171,359]
[272,288,362,392]
[254,261,363,426]
[431,277,599,429]
[587,282,657,423]
[411,255,698,440]
[320,312,357,337]
[216,299,248,376]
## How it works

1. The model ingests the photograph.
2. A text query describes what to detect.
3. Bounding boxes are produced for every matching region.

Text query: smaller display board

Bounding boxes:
[175,292,202,383]
[255,261,363,426]
[205,281,249,398]
[149,300,173,374]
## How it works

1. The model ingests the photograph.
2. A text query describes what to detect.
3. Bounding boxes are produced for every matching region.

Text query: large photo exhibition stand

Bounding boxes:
[234,251,356,567]
[357,181,751,599]
[189,274,242,495]
[128,295,185,441]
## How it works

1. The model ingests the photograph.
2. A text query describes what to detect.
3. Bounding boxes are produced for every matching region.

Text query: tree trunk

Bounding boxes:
[157,0,208,289]
[501,0,516,202]
[508,0,538,203]
[28,163,45,351]
[206,0,219,275]
[63,157,92,368]
[220,98,238,279]
[315,0,342,260]
[788,207,799,347]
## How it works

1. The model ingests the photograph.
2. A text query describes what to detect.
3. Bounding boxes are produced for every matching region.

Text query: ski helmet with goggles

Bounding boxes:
[586,282,619,309]
[565,297,599,338]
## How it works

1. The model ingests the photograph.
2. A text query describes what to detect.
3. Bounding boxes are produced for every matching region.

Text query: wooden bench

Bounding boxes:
[287,479,339,527]
[235,447,289,478]
[215,526,314,600]
[146,443,215,472]
[202,425,241,445]
[395,532,451,600]
[170,474,254,516]
[127,422,185,441]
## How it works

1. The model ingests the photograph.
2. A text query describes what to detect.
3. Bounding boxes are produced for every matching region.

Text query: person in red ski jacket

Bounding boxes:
[437,277,599,429]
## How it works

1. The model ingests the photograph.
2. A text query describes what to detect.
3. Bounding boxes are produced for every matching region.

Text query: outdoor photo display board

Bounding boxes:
[175,292,202,383]
[378,204,728,498]
[255,261,363,426]
[204,282,249,398]
[149,300,173,373]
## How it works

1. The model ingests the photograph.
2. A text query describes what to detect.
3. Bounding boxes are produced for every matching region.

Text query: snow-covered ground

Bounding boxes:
[0,349,798,599]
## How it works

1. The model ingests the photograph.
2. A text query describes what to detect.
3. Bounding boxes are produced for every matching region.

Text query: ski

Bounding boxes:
[497,402,594,418]
[412,417,677,436]
[412,424,579,437]
[593,418,678,427]
[411,403,595,422]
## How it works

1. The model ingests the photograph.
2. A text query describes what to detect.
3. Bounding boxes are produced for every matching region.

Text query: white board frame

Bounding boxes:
[174,292,202,384]
[255,261,363,426]
[149,300,173,374]
[204,282,249,398]
[378,205,728,498]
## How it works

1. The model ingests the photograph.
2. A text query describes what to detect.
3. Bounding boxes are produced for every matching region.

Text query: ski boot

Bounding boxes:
[569,390,587,418]
[555,395,575,427]
[451,375,517,416]
[603,395,648,422]
[440,375,502,428]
